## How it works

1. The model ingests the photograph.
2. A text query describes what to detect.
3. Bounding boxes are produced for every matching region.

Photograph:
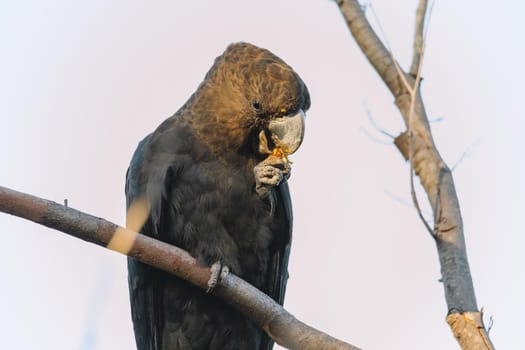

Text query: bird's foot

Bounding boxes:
[254,155,291,199]
[206,261,230,293]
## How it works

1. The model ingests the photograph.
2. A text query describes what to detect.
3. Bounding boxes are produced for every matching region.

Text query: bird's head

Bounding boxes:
[190,42,310,161]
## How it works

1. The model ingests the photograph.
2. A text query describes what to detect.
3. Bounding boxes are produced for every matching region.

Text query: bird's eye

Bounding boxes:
[252,101,262,111]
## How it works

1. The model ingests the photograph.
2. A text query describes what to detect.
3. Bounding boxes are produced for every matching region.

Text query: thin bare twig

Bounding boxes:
[407,34,434,236]
[410,0,429,76]
[366,2,393,52]
[359,127,393,145]
[451,139,480,172]
[384,190,433,220]
[363,100,395,139]
[354,1,437,237]
[373,0,433,236]
[487,315,494,333]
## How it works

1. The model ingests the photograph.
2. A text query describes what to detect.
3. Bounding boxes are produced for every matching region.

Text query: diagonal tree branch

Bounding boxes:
[0,185,360,350]
[335,0,495,349]
[409,0,429,76]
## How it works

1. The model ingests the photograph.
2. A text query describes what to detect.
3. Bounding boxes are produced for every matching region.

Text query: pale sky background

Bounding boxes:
[1,1,524,349]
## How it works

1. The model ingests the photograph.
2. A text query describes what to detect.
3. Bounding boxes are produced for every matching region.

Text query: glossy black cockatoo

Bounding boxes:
[125,42,310,350]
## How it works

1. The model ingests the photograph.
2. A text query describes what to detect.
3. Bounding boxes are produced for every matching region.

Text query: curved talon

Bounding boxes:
[206,261,229,293]
[220,265,230,279]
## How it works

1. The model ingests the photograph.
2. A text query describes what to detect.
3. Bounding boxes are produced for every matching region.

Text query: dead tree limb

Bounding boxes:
[0,185,361,350]
[409,0,429,77]
[335,1,495,349]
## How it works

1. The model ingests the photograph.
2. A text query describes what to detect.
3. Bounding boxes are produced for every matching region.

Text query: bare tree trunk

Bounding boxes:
[335,1,494,349]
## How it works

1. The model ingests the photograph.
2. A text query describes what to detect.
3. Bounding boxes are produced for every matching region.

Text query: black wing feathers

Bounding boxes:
[127,42,308,350]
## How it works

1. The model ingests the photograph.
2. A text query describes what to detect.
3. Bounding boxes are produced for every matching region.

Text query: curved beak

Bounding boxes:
[267,109,306,155]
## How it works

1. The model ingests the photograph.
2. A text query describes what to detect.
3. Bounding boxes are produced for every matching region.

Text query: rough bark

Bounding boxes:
[0,185,360,350]
[335,1,495,349]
